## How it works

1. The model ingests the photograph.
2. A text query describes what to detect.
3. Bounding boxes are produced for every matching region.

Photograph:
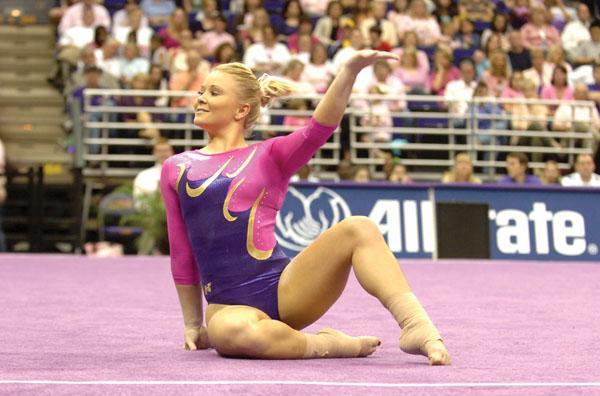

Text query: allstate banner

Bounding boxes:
[275,183,600,261]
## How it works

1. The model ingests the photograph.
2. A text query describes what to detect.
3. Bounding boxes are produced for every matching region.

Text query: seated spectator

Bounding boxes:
[444,58,477,121]
[169,49,208,108]
[159,8,189,49]
[148,63,169,106]
[384,160,413,184]
[507,0,530,30]
[481,12,511,52]
[540,65,575,114]
[473,33,503,77]
[287,17,320,54]
[500,70,525,112]
[538,160,562,185]
[507,30,531,71]
[133,138,174,202]
[93,26,109,49]
[69,65,111,154]
[520,5,561,51]
[114,7,154,57]
[313,1,351,49]
[283,98,311,128]
[169,30,201,74]
[353,165,371,183]
[58,6,97,50]
[280,59,316,93]
[281,0,305,36]
[498,152,542,185]
[388,0,412,42]
[95,39,122,80]
[523,48,554,90]
[547,45,573,76]
[360,0,398,48]
[544,0,577,31]
[441,152,482,183]
[428,46,461,96]
[510,80,556,162]
[481,49,510,97]
[302,43,335,93]
[239,7,270,48]
[355,59,406,111]
[119,43,151,87]
[333,28,364,73]
[113,0,149,31]
[470,81,507,153]
[66,45,120,94]
[337,159,355,180]
[433,0,459,30]
[290,164,319,182]
[553,83,600,138]
[191,0,219,33]
[569,20,600,67]
[392,30,430,71]
[243,26,292,75]
[149,34,171,72]
[458,0,494,23]
[198,15,235,58]
[0,137,6,251]
[438,20,461,50]
[300,0,327,17]
[588,63,600,112]
[404,0,441,47]
[58,0,111,35]
[561,153,600,187]
[368,25,393,52]
[456,19,480,50]
[141,0,176,28]
[561,3,592,57]
[212,42,240,67]
[393,46,430,93]
[118,73,161,139]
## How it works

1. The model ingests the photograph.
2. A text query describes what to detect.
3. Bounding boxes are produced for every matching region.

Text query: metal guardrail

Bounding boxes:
[79,89,597,181]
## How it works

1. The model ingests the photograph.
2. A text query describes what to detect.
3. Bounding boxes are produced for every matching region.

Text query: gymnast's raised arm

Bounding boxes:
[313,50,399,126]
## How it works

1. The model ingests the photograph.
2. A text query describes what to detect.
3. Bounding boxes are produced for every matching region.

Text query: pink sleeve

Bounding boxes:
[269,117,337,179]
[160,158,200,285]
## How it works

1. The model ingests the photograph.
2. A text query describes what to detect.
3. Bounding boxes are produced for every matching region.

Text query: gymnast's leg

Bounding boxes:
[277,216,451,365]
[205,304,380,359]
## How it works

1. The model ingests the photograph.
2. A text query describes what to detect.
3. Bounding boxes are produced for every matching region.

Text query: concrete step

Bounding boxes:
[0,24,54,40]
[5,142,71,166]
[0,57,55,73]
[0,124,65,141]
[0,87,63,106]
[0,112,64,126]
[0,105,64,119]
[0,41,54,57]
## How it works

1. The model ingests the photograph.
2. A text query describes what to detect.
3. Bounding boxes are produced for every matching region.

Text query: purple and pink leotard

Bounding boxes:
[160,117,336,319]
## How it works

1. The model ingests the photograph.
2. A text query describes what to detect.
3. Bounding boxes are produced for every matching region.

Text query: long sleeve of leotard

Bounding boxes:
[160,158,200,285]
[269,117,337,179]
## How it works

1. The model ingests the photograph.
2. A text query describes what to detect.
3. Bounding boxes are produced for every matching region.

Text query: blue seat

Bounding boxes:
[453,48,476,66]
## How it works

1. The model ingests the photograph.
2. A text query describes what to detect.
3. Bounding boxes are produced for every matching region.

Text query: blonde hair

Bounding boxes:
[213,62,297,132]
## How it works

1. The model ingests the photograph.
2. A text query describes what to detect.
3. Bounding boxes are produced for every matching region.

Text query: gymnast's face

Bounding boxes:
[193,71,245,133]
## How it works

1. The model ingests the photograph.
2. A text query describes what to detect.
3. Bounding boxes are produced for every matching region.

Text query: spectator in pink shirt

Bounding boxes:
[406,0,441,47]
[481,50,511,97]
[58,0,111,35]
[159,8,189,49]
[520,5,561,50]
[287,17,320,54]
[540,65,575,113]
[393,46,430,93]
[428,46,461,96]
[199,15,235,57]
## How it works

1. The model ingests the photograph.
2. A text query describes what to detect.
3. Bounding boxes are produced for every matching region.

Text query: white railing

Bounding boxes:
[78,89,597,181]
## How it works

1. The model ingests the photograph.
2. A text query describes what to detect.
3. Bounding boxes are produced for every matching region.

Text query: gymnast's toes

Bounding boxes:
[424,340,451,365]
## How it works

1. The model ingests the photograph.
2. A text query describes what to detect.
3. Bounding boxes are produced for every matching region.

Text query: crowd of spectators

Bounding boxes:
[49,0,600,187]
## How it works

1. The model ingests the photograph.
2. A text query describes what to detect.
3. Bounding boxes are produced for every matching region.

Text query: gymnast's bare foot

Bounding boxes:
[317,328,381,357]
[399,323,451,365]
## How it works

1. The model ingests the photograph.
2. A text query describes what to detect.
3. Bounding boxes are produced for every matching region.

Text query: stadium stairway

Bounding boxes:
[0,22,82,253]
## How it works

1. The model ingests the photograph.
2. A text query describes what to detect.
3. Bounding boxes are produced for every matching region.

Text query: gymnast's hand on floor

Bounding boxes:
[184,325,211,350]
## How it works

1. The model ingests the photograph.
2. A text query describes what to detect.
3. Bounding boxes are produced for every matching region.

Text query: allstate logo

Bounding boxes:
[275,186,352,252]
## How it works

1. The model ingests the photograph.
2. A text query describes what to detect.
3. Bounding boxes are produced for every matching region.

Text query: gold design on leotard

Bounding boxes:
[247,188,273,260]
[176,163,186,190]
[225,147,257,178]
[203,282,212,295]
[186,157,233,197]
[223,177,245,222]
